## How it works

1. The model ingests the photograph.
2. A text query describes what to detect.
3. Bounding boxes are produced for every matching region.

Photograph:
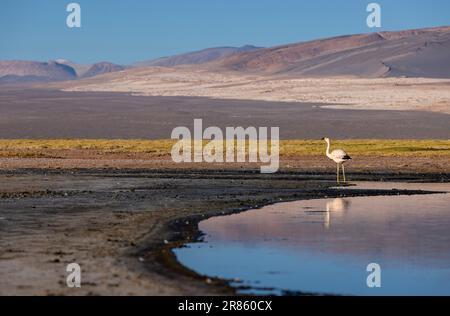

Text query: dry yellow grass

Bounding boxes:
[0,139,173,154]
[0,139,449,158]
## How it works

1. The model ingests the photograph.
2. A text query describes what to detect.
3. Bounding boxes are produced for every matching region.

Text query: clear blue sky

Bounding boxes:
[1,0,449,64]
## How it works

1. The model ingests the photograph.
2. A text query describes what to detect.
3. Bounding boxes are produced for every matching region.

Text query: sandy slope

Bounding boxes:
[214,28,450,78]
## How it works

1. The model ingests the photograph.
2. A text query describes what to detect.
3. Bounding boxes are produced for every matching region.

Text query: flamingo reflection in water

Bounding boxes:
[324,198,350,229]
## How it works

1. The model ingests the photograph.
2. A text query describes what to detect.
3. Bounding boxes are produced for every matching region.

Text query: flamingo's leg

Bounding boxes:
[342,164,346,183]
[336,163,340,183]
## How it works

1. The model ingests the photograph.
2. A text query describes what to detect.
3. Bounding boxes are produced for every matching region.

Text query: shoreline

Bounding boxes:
[151,179,447,296]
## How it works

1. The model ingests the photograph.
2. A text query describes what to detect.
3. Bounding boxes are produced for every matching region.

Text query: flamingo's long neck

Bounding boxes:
[325,140,331,157]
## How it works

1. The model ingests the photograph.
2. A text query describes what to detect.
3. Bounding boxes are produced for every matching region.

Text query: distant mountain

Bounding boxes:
[54,59,92,77]
[0,60,77,82]
[134,45,261,67]
[81,62,125,78]
[214,26,450,78]
[51,60,126,78]
[0,60,125,83]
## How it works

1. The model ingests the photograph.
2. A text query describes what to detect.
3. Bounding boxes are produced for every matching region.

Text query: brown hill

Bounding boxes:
[134,45,261,67]
[53,59,93,77]
[213,26,450,78]
[81,62,125,78]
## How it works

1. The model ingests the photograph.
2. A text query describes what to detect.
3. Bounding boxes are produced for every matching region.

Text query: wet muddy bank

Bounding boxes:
[172,182,450,295]
[159,187,444,296]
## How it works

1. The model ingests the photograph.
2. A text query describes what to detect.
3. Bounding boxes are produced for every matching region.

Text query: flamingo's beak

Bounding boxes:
[321,137,325,140]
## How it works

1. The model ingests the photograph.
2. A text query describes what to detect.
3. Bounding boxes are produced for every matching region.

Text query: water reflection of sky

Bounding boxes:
[174,182,450,295]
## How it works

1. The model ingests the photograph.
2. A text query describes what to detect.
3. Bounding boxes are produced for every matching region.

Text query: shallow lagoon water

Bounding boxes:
[174,182,450,295]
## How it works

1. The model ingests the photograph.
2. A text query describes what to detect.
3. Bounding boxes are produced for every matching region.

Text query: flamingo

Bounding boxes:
[322,137,352,183]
